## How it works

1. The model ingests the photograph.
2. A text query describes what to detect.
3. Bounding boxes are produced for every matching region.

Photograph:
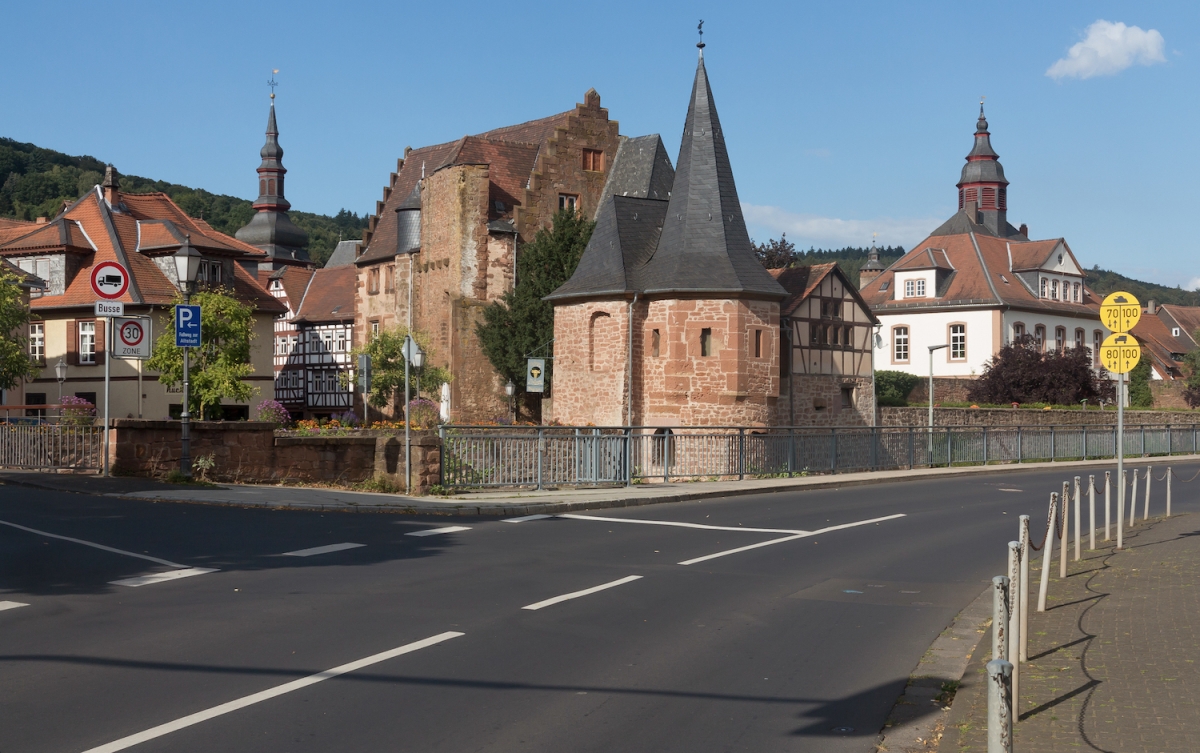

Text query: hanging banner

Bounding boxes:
[526,358,545,393]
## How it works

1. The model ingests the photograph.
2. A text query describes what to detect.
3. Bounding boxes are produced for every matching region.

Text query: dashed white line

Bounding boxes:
[522,575,643,611]
[503,514,552,523]
[281,543,365,557]
[0,520,186,568]
[678,514,907,565]
[110,568,218,588]
[558,513,806,535]
[0,601,29,611]
[406,526,471,537]
[79,631,465,753]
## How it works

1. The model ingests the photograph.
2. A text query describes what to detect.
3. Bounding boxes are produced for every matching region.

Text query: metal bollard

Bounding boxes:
[1073,476,1081,561]
[1129,468,1139,529]
[1088,475,1096,551]
[1038,493,1056,612]
[1104,471,1111,542]
[987,659,1014,753]
[1018,515,1030,662]
[1144,465,1151,521]
[1060,482,1069,579]
[1007,542,1021,708]
[993,575,1010,661]
[1117,469,1126,550]
[1167,467,1172,517]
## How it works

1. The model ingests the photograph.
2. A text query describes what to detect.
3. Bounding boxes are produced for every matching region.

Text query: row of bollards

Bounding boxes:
[988,466,1173,752]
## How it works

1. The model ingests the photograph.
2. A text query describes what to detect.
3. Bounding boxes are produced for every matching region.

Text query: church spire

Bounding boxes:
[956,101,1010,236]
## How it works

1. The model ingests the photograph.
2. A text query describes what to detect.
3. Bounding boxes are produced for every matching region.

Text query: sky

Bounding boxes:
[2,1,1196,288]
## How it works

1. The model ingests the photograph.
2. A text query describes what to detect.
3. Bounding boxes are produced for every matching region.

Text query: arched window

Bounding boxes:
[268,179,276,195]
[1051,280,1059,300]
[1055,327,1066,350]
[1075,329,1085,349]
[1093,331,1103,367]
[1034,325,1046,351]
[259,179,266,196]
[1040,278,1048,298]
[589,311,614,371]
[1012,322,1026,343]
[1072,282,1080,302]
[949,324,966,360]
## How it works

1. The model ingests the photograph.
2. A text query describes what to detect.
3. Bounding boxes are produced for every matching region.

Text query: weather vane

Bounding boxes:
[697,19,705,49]
[268,69,279,100]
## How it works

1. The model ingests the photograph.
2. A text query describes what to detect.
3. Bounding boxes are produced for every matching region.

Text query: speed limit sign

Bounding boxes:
[113,317,152,360]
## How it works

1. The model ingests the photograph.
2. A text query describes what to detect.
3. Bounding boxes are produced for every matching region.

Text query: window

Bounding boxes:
[893,326,909,363]
[582,149,604,172]
[197,260,222,286]
[651,329,660,357]
[843,325,853,348]
[79,321,96,364]
[336,329,347,353]
[1173,327,1182,337]
[29,323,44,364]
[700,328,713,357]
[1075,329,1084,349]
[1055,326,1066,350]
[1034,325,1046,351]
[1012,322,1025,342]
[274,336,283,356]
[810,323,820,345]
[880,281,890,291]
[17,258,50,298]
[916,279,926,297]
[1040,278,1048,298]
[840,386,854,409]
[384,265,394,293]
[370,320,380,337]
[830,326,840,346]
[821,299,842,319]
[754,329,762,358]
[1072,282,1080,303]
[558,194,578,212]
[270,279,282,291]
[904,280,914,297]
[25,392,46,418]
[367,268,380,294]
[1093,331,1102,366]
[950,324,966,360]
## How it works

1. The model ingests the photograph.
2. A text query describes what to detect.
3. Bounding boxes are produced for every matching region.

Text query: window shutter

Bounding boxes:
[67,320,78,366]
[95,319,106,366]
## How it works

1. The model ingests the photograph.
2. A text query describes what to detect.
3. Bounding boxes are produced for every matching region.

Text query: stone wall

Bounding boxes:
[905,376,975,404]
[551,299,631,426]
[777,374,874,427]
[111,420,442,493]
[880,407,1200,427]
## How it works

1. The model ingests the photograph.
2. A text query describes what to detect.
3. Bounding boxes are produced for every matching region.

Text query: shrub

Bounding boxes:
[331,410,360,428]
[875,370,920,406]
[968,337,1114,405]
[406,398,441,429]
[256,399,292,427]
[60,395,96,426]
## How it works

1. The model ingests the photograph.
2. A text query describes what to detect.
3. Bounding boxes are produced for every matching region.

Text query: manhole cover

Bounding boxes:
[831,726,855,734]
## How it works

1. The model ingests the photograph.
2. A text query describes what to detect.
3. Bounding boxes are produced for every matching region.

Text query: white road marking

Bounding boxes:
[678,514,908,565]
[109,568,218,588]
[558,513,806,535]
[0,601,29,611]
[406,526,471,537]
[503,514,552,523]
[998,488,1022,493]
[80,631,464,753]
[0,520,185,568]
[522,575,643,611]
[281,542,365,557]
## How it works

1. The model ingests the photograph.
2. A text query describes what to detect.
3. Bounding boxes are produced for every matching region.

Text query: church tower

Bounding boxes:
[236,91,312,271]
[956,104,1010,237]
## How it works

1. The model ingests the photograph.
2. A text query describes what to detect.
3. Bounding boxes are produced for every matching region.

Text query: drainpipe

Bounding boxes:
[783,318,795,426]
[627,293,639,428]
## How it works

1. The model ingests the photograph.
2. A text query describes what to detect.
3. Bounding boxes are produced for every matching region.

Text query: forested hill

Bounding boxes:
[0,137,366,266]
[1084,266,1200,307]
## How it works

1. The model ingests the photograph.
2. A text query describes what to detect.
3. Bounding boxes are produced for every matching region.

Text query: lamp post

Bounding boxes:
[505,379,515,423]
[173,237,202,479]
[55,357,67,408]
[403,334,424,495]
[928,344,949,463]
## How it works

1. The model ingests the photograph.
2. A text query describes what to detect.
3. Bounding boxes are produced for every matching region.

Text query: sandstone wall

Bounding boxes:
[880,407,1200,427]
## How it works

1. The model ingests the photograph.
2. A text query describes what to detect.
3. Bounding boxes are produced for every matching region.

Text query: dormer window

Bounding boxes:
[1051,279,1059,300]
[1040,278,1048,298]
[903,279,926,298]
[880,281,890,291]
[1072,282,1080,302]
[1173,327,1182,337]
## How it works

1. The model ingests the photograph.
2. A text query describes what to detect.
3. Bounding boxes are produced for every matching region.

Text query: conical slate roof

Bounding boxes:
[637,52,784,298]
[958,105,1007,187]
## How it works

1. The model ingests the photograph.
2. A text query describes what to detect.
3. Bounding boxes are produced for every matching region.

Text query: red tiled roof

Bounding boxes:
[448,137,541,216]
[1130,314,1183,379]
[272,265,315,311]
[293,265,356,323]
[0,218,39,244]
[1157,305,1200,350]
[769,263,879,322]
[474,110,571,145]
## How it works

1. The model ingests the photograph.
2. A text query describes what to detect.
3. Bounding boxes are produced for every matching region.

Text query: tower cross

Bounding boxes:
[268,69,279,100]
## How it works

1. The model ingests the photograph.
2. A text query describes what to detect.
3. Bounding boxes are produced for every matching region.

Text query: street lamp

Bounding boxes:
[928,344,949,464]
[505,379,515,422]
[402,334,425,495]
[173,236,202,479]
[55,357,67,407]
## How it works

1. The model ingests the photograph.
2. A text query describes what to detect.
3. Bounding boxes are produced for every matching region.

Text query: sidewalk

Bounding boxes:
[1,455,1195,515]
[948,511,1200,752]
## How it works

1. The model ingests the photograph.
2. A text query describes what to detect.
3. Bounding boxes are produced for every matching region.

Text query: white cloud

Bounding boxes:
[1187,277,1200,292]
[742,203,940,250]
[1046,20,1166,80]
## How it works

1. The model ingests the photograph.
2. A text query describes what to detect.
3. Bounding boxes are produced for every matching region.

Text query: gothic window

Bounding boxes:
[700,328,714,357]
[893,326,909,363]
[582,149,604,172]
[950,324,966,360]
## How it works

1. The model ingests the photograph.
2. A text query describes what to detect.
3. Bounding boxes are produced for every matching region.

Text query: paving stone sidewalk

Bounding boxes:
[949,511,1200,752]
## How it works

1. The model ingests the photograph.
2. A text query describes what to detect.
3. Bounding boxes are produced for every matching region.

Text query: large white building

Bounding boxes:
[860,107,1103,379]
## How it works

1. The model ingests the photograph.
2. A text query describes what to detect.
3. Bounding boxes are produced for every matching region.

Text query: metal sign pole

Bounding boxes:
[1116,372,1124,550]
[103,316,111,477]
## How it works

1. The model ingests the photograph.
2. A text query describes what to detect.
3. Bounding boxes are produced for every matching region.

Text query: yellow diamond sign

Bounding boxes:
[1099,291,1141,333]
[1100,332,1141,374]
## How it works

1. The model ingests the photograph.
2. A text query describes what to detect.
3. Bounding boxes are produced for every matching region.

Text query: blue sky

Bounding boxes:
[2,2,1195,287]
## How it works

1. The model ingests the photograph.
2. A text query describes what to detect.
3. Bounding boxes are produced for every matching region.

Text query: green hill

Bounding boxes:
[0,137,366,266]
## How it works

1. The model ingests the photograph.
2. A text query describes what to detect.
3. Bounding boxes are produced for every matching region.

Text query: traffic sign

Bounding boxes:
[1100,291,1141,333]
[1100,332,1141,374]
[95,300,124,317]
[114,317,152,360]
[175,304,201,348]
[526,358,545,393]
[90,261,129,300]
[357,354,372,392]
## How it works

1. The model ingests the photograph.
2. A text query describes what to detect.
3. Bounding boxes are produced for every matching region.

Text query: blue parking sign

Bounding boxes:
[175,304,201,348]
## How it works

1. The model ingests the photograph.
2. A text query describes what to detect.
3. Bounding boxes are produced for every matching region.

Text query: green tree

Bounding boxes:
[1127,357,1153,408]
[1181,340,1200,408]
[352,326,450,411]
[0,268,37,391]
[476,209,594,418]
[146,289,258,419]
[874,370,920,407]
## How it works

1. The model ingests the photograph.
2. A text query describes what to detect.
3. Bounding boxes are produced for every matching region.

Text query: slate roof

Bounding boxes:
[324,240,359,268]
[292,265,357,324]
[600,135,675,204]
[929,209,1028,240]
[549,52,785,302]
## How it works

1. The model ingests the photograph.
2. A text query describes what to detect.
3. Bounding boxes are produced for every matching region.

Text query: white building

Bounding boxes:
[860,107,1103,379]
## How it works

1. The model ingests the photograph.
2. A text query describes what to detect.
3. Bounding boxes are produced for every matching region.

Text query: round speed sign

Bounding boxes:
[1100,332,1141,374]
[119,319,145,348]
[1099,291,1141,333]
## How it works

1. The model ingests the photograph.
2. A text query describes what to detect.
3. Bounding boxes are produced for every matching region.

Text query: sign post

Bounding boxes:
[357,354,371,428]
[90,261,129,477]
[1099,292,1142,550]
[175,303,201,479]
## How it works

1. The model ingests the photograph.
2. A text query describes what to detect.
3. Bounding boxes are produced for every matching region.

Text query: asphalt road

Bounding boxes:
[2,461,1195,753]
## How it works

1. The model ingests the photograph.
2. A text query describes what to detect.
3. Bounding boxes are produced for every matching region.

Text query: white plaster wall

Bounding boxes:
[1000,310,1103,351]
[876,308,995,377]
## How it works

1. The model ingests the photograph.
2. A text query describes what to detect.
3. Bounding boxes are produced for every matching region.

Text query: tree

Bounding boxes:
[1127,358,1153,408]
[874,370,920,406]
[352,326,450,411]
[753,234,797,268]
[477,209,594,418]
[0,268,37,391]
[146,289,258,419]
[1181,344,1200,408]
[967,336,1113,405]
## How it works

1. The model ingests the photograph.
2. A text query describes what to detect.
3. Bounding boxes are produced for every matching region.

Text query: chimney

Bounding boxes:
[102,164,120,206]
[1147,299,1157,316]
[1018,223,1028,237]
[35,216,48,225]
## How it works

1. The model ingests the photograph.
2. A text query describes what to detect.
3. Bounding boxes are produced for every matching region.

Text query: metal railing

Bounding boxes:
[439,424,1200,491]
[0,407,105,471]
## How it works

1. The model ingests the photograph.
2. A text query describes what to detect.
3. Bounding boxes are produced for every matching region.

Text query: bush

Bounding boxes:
[331,410,360,428]
[875,370,920,406]
[256,399,291,427]
[406,398,441,429]
[968,337,1113,405]
[1128,359,1153,408]
[60,395,96,426]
